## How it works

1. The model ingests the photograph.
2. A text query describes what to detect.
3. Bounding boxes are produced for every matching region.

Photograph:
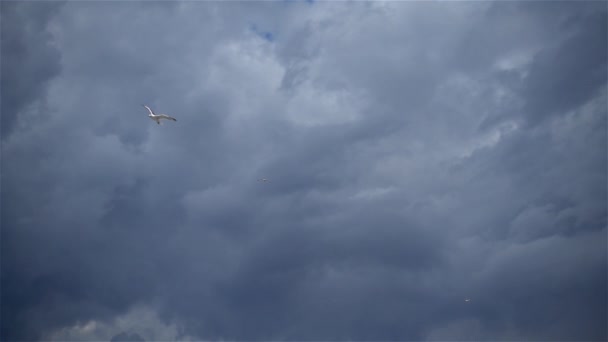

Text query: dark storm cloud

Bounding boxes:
[2,1,606,341]
[110,331,145,342]
[522,6,607,124]
[0,1,63,138]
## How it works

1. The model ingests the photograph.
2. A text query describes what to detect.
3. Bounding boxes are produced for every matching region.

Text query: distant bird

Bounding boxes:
[464,298,471,302]
[142,105,177,125]
[258,178,269,182]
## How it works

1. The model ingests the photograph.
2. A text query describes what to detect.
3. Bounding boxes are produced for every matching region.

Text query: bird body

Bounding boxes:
[142,105,177,124]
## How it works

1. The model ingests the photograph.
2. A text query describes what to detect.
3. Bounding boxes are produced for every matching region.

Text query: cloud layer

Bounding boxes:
[2,1,606,341]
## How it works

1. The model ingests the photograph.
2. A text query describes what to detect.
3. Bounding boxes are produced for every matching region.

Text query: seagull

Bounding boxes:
[258,178,269,182]
[142,105,177,125]
[464,298,471,302]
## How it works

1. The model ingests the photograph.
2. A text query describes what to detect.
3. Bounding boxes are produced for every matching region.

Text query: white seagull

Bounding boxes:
[142,105,177,125]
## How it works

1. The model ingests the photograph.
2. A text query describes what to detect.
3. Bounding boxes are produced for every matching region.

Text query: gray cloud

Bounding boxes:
[2,1,606,341]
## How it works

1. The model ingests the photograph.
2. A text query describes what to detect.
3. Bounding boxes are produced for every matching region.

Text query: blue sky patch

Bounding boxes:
[250,24,275,42]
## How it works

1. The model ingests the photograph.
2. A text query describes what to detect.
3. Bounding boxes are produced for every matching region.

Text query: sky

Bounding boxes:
[1,0,606,341]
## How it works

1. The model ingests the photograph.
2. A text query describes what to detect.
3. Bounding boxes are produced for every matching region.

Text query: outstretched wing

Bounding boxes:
[158,114,177,121]
[142,105,154,115]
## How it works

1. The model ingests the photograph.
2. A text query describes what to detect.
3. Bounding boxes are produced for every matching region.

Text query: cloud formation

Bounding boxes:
[2,1,606,341]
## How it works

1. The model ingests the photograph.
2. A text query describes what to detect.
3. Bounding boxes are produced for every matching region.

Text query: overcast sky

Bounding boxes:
[1,1,606,341]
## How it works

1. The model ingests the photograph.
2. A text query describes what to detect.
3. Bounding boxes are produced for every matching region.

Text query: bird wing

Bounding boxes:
[157,114,177,121]
[142,105,155,115]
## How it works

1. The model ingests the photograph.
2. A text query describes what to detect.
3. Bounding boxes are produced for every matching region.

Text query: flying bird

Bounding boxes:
[142,105,177,125]
[258,178,269,182]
